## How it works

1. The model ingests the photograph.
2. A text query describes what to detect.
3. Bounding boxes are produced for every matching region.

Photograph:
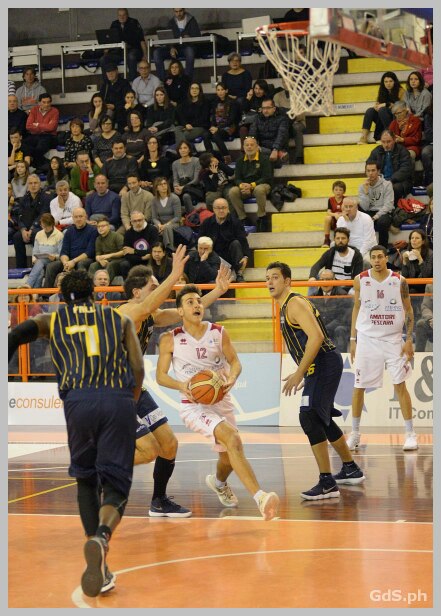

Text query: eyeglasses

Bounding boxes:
[132,219,144,223]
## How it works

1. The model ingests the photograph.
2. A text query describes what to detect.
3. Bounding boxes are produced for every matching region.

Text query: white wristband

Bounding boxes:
[350,337,356,341]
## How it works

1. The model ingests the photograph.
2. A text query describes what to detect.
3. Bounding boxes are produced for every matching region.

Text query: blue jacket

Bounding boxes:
[60,224,98,260]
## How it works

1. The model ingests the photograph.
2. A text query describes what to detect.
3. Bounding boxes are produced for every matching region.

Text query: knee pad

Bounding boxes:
[101,482,128,518]
[324,419,344,443]
[299,409,327,446]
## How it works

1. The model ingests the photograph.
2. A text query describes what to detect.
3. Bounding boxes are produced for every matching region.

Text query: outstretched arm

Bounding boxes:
[8,314,51,362]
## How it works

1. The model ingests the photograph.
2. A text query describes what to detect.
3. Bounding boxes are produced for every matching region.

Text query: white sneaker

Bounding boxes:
[205,474,238,507]
[257,491,280,520]
[403,432,418,451]
[346,431,361,450]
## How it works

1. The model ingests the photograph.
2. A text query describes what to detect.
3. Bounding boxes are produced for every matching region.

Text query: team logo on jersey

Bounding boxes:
[365,280,371,286]
[180,338,187,344]
[390,298,397,304]
[364,300,380,311]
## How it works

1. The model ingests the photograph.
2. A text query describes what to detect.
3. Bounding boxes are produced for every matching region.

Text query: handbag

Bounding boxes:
[184,204,214,228]
[181,183,205,204]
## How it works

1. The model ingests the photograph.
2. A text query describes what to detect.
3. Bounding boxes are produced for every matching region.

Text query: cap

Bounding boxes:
[105,63,118,72]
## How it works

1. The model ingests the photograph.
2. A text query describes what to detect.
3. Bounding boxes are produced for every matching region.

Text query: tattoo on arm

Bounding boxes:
[405,308,414,339]
[401,279,409,300]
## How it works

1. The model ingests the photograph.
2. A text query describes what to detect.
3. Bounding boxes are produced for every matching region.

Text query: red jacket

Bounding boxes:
[389,113,422,157]
[26,105,59,136]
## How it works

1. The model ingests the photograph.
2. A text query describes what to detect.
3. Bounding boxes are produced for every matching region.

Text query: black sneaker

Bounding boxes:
[149,496,192,518]
[101,565,116,593]
[81,536,107,597]
[333,465,365,485]
[300,479,340,501]
[235,273,244,283]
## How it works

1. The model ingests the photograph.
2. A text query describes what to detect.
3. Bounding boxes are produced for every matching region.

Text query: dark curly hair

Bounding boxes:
[60,270,94,303]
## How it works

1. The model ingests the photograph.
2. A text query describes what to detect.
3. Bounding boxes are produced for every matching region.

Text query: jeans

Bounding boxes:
[27,257,51,288]
[152,45,195,81]
[362,106,393,140]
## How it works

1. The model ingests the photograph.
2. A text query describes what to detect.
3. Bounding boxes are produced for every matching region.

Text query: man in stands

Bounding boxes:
[367,130,413,205]
[184,236,221,284]
[152,8,201,81]
[228,136,273,232]
[101,8,148,83]
[120,174,154,232]
[119,210,160,278]
[273,79,306,164]
[248,97,290,168]
[24,93,59,172]
[132,60,162,109]
[101,140,139,195]
[309,227,363,295]
[336,198,377,262]
[16,66,46,113]
[88,216,124,283]
[13,174,50,268]
[8,94,27,137]
[357,160,394,248]
[70,151,101,202]
[99,64,132,118]
[85,174,122,230]
[199,198,250,283]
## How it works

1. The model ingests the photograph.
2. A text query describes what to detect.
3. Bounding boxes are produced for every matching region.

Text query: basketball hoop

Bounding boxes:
[256,22,341,118]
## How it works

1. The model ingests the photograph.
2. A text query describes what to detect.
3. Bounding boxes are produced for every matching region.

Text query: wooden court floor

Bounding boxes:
[9,427,433,608]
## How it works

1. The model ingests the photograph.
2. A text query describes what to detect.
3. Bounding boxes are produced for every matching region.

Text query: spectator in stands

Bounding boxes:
[8,182,18,241]
[146,241,173,283]
[357,160,394,248]
[8,79,16,95]
[44,155,69,196]
[401,229,433,299]
[88,93,108,142]
[119,210,160,278]
[358,71,404,144]
[309,269,351,352]
[131,60,162,110]
[163,60,191,107]
[13,174,50,268]
[99,63,132,119]
[93,268,123,302]
[204,82,240,164]
[101,139,139,195]
[221,53,253,109]
[11,160,30,201]
[115,89,146,132]
[46,271,67,310]
[322,180,346,247]
[27,213,63,289]
[85,174,121,229]
[421,101,433,186]
[8,128,31,177]
[151,177,182,252]
[309,227,363,294]
[121,110,150,164]
[102,8,148,83]
[415,283,433,351]
[172,140,202,213]
[145,86,176,145]
[336,197,376,260]
[92,116,121,168]
[152,8,201,81]
[184,235,221,284]
[16,66,46,113]
[120,173,154,231]
[239,79,271,145]
[63,118,94,172]
[199,197,250,282]
[273,79,306,164]
[44,207,98,289]
[389,100,422,162]
[88,216,124,282]
[403,71,432,119]
[198,152,235,210]
[139,135,172,191]
[174,82,210,145]
[50,180,82,229]
[228,136,273,232]
[367,130,413,204]
[70,151,100,201]
[8,95,27,136]
[248,97,290,167]
[24,93,59,172]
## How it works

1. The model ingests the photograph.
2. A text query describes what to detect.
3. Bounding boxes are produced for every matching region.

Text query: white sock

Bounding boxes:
[352,417,361,432]
[215,477,226,489]
[404,419,414,433]
[253,489,264,504]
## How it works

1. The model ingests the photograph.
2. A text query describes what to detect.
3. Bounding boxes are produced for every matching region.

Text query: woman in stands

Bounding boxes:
[121,109,150,165]
[139,135,172,192]
[172,140,202,214]
[174,82,211,146]
[15,66,47,113]
[44,155,69,195]
[358,71,404,144]
[145,86,176,146]
[389,100,422,161]
[147,241,173,283]
[151,177,182,253]
[221,52,253,109]
[63,118,94,172]
[11,160,30,201]
[403,71,432,119]
[401,228,433,319]
[92,116,121,168]
[203,82,240,164]
[115,89,145,133]
[164,60,191,107]
[239,78,271,144]
[198,151,235,210]
[88,93,108,142]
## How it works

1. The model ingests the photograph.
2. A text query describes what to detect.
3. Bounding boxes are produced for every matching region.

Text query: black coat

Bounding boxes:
[368,143,413,184]
[198,214,250,260]
[184,249,221,283]
[309,245,363,282]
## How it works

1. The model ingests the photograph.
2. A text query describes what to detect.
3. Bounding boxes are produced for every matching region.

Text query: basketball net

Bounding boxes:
[256,25,341,118]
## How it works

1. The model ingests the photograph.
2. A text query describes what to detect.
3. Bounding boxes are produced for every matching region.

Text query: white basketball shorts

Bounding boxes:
[354,332,412,389]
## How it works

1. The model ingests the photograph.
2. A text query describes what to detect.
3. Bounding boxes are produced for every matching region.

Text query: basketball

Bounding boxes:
[188,369,225,405]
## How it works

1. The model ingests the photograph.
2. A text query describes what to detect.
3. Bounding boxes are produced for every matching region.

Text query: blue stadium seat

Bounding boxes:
[400,222,424,231]
[244,225,257,234]
[39,174,47,181]
[8,67,23,74]
[411,186,428,196]
[85,61,99,68]
[59,115,73,124]
[56,145,66,152]
[192,136,204,144]
[201,52,224,59]
[8,268,32,279]
[66,62,80,69]
[243,197,257,204]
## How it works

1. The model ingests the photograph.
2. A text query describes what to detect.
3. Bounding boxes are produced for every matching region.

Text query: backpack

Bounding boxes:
[397,197,426,214]
[173,225,197,248]
[184,205,214,228]
[392,198,427,228]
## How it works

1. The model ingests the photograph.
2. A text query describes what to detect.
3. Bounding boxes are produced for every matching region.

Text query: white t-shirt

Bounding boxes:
[332,247,355,279]
[336,211,377,257]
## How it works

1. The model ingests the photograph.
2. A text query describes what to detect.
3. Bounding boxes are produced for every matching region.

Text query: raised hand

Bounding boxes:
[215,263,231,295]
[171,244,189,279]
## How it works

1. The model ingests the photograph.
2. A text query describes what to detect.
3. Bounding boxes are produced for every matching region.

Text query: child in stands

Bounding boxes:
[322,180,346,247]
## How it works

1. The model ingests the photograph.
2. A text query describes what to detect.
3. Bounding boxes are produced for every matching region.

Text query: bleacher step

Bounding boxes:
[271,212,326,234]
[347,58,410,73]
[253,247,327,269]
[248,231,323,250]
[245,267,310,282]
[334,82,405,104]
[222,318,273,341]
[304,143,374,165]
[287,178,364,198]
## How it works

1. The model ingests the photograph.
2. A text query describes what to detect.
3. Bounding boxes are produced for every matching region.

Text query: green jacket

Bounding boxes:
[234,151,273,187]
[70,164,101,199]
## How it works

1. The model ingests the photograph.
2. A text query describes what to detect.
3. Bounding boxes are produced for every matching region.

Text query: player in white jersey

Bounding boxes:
[346,245,417,451]
[157,284,280,521]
